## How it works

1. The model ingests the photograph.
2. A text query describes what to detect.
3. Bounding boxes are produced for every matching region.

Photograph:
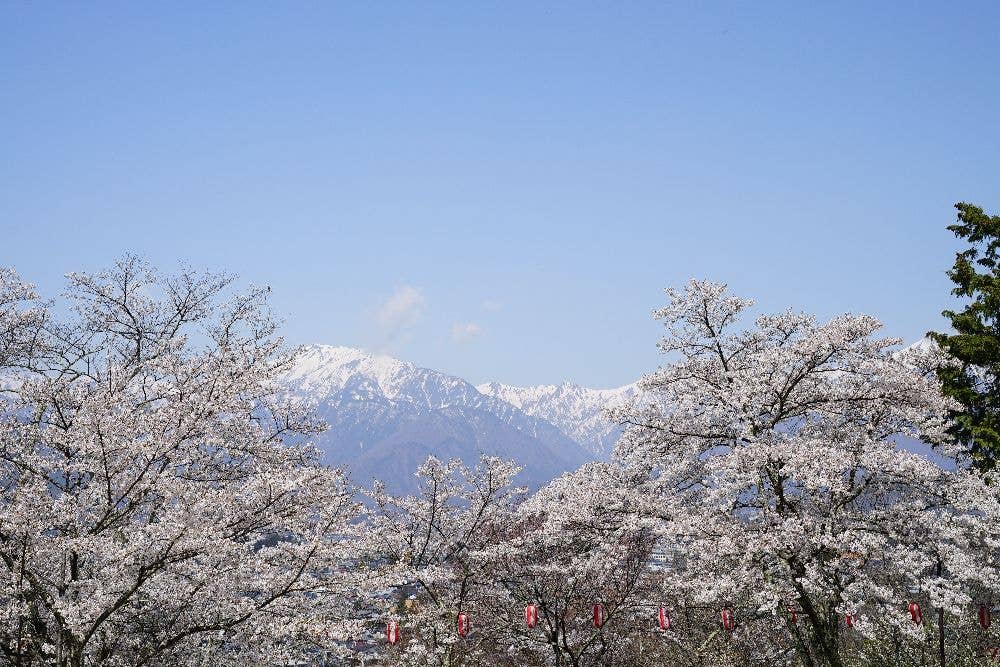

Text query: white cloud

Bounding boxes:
[481,299,503,312]
[372,285,425,349]
[451,321,484,344]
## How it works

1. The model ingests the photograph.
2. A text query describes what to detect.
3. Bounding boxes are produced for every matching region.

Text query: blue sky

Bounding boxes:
[2,2,999,387]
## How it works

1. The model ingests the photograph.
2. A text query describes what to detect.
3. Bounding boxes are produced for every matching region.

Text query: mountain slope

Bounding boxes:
[286,346,594,494]
[476,381,637,456]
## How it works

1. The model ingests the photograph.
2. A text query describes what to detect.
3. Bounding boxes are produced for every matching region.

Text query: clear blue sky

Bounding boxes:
[2,2,999,387]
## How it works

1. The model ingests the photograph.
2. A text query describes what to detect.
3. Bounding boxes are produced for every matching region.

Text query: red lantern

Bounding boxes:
[525,604,538,629]
[980,603,992,630]
[844,613,855,628]
[658,607,672,630]
[593,604,606,628]
[386,620,400,645]
[457,612,471,638]
[720,608,735,631]
[788,606,798,624]
[909,601,923,625]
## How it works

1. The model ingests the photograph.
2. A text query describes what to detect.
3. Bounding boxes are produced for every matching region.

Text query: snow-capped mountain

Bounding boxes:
[476,381,638,456]
[285,345,595,494]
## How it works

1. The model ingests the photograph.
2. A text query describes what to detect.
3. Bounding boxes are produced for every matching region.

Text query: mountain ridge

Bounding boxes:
[475,380,637,456]
[279,340,939,489]
[285,345,600,493]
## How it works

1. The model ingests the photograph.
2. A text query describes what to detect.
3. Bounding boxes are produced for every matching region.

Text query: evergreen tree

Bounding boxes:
[929,202,1000,472]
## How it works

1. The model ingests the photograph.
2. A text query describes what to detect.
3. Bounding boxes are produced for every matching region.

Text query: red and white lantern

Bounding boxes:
[658,607,672,630]
[386,620,400,645]
[525,604,538,629]
[908,601,923,625]
[844,613,856,628]
[457,612,471,638]
[720,608,735,631]
[788,606,798,624]
[593,603,606,628]
[979,603,992,630]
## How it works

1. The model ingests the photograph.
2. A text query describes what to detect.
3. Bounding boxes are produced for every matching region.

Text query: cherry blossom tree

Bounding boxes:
[0,258,363,666]
[365,454,673,667]
[613,280,1000,667]
[475,462,662,667]
[0,268,45,371]
[363,454,526,667]
[10,259,996,666]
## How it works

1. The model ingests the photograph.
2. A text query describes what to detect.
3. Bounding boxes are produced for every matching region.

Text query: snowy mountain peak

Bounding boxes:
[289,345,418,400]
[283,345,594,493]
[476,380,638,455]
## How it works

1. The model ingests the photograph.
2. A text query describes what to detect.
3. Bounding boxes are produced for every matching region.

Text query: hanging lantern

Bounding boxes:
[386,620,400,645]
[788,606,798,624]
[844,613,855,628]
[720,608,735,631]
[979,603,992,630]
[658,607,672,630]
[457,612,471,638]
[525,604,538,629]
[593,604,606,628]
[908,601,923,625]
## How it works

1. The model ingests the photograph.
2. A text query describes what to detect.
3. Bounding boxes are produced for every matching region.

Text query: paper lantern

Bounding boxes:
[658,607,672,630]
[979,603,991,630]
[844,613,856,628]
[525,604,538,629]
[909,601,923,625]
[386,620,400,644]
[593,604,606,628]
[720,608,735,631]
[457,612,471,638]
[788,606,798,624]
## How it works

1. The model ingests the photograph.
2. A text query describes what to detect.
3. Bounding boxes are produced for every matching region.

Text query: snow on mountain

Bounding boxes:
[476,381,638,456]
[285,345,595,494]
[287,345,463,408]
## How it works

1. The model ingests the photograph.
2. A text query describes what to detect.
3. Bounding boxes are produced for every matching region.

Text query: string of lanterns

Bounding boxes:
[385,601,994,643]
